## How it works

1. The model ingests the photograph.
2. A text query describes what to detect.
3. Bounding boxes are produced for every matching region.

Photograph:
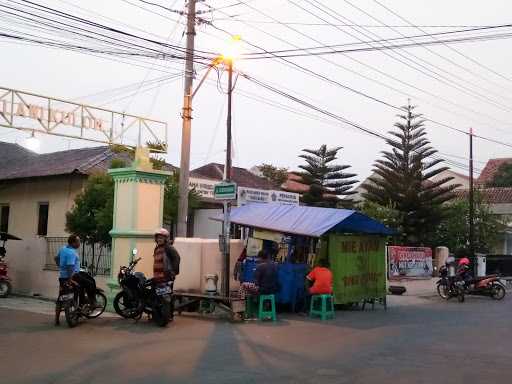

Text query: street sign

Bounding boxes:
[214,182,237,200]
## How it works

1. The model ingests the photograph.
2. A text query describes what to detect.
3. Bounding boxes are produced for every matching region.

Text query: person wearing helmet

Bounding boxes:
[153,228,180,284]
[457,257,472,288]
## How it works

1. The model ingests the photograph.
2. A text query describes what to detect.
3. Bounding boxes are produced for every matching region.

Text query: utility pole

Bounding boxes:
[177,0,196,238]
[469,128,475,271]
[222,58,234,297]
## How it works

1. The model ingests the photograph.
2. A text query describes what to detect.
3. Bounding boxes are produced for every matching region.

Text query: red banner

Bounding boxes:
[388,246,432,278]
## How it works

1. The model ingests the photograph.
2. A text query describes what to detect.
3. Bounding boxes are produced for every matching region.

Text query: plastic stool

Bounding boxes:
[310,294,335,320]
[258,294,277,321]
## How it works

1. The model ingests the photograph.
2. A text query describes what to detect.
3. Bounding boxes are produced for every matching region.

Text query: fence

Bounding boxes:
[45,237,112,276]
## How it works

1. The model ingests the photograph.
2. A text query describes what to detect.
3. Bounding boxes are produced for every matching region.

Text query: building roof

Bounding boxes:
[0,142,134,181]
[211,203,394,237]
[191,163,274,190]
[282,172,309,193]
[477,158,512,185]
[455,187,512,204]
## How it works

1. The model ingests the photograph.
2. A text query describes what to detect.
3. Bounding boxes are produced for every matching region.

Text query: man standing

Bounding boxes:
[153,228,180,283]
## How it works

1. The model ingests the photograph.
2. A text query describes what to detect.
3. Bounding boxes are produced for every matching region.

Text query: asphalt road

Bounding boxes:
[0,294,511,384]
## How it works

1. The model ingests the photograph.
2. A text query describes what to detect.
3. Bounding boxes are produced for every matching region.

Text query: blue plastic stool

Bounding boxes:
[258,294,277,321]
[310,294,335,320]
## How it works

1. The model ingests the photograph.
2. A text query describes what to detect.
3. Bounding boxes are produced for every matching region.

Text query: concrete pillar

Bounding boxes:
[106,147,170,305]
[435,246,449,275]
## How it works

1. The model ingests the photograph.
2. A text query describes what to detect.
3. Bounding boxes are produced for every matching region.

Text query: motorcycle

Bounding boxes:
[113,257,174,327]
[57,270,107,328]
[0,232,22,298]
[436,265,465,302]
[462,274,506,300]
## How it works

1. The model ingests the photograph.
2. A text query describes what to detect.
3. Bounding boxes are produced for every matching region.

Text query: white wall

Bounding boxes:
[192,209,222,239]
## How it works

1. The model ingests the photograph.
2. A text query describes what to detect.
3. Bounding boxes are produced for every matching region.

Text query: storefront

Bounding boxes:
[213,203,393,309]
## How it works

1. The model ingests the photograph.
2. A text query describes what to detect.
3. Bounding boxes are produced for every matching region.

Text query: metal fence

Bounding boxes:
[45,237,112,276]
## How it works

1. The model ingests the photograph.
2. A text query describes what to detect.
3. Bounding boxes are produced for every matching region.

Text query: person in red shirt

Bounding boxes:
[303,258,333,312]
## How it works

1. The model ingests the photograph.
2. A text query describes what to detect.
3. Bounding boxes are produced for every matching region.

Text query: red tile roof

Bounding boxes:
[477,158,512,185]
[455,187,512,204]
[282,172,309,193]
[191,163,274,190]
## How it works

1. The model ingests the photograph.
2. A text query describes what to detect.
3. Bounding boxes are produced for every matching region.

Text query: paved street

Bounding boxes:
[0,285,511,384]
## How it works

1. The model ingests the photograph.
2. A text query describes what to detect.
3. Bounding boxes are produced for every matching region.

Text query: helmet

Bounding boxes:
[154,228,170,238]
[458,257,470,266]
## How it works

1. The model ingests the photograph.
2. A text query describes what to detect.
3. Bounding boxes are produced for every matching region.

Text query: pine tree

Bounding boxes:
[363,104,459,245]
[298,145,357,208]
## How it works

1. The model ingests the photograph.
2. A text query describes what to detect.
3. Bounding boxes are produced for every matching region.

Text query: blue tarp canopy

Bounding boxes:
[211,203,394,237]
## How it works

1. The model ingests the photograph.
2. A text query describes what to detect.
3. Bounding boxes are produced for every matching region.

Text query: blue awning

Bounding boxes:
[211,203,394,237]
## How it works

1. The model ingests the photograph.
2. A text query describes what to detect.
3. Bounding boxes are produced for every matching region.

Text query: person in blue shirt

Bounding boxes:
[55,235,96,325]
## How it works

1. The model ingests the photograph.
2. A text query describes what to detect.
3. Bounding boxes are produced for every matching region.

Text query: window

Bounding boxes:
[37,203,49,236]
[0,205,9,233]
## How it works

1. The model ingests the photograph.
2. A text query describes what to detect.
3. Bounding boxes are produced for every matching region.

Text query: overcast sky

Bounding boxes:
[2,0,512,181]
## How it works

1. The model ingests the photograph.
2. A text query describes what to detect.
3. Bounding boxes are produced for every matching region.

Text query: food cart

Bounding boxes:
[220,203,394,310]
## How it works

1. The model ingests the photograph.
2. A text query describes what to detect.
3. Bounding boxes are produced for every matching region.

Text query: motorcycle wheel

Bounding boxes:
[64,299,80,328]
[85,291,107,319]
[113,291,142,319]
[491,284,506,300]
[437,283,449,300]
[0,281,12,298]
[152,299,171,327]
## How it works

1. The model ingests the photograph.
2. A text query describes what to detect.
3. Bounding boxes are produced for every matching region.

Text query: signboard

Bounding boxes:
[189,177,217,199]
[214,182,237,200]
[0,86,168,151]
[388,246,433,278]
[328,234,386,305]
[238,187,299,206]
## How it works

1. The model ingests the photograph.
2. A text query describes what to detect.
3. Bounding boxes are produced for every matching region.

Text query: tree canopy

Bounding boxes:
[298,144,357,208]
[258,163,289,187]
[363,104,459,245]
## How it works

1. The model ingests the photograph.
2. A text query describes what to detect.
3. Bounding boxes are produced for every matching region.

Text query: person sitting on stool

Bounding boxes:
[304,258,333,312]
[254,249,279,296]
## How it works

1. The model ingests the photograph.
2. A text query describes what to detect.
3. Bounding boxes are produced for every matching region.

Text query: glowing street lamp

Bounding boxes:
[220,35,242,63]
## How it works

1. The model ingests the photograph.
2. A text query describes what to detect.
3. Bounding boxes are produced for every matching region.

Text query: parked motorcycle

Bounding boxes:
[436,265,465,302]
[0,232,22,298]
[462,274,506,300]
[113,257,173,327]
[57,270,107,328]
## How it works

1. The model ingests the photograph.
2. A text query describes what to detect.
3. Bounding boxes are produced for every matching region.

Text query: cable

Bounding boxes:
[372,0,512,84]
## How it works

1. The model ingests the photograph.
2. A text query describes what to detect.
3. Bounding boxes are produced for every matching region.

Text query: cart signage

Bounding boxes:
[328,235,386,305]
[214,182,237,200]
[388,246,432,279]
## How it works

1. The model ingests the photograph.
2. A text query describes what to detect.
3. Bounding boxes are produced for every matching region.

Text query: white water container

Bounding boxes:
[477,255,487,277]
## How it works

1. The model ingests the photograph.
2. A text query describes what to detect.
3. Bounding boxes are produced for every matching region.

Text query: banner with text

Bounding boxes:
[388,246,433,278]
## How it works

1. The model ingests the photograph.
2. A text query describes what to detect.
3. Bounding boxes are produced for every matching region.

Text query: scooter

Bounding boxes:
[463,273,506,300]
[0,232,22,298]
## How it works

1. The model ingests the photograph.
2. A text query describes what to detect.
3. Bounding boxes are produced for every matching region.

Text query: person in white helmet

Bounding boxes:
[153,228,180,284]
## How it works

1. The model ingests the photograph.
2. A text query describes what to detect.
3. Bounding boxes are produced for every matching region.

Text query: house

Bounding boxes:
[477,157,512,186]
[0,142,132,296]
[189,163,299,238]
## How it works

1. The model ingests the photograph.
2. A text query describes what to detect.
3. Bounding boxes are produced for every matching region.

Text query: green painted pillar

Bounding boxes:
[106,147,170,311]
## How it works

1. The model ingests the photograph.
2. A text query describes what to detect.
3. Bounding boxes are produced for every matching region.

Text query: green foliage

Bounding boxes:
[258,163,289,187]
[359,200,401,230]
[298,144,357,208]
[66,174,114,246]
[431,191,507,254]
[488,162,512,187]
[363,104,459,245]
[163,170,201,227]
[110,158,127,169]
